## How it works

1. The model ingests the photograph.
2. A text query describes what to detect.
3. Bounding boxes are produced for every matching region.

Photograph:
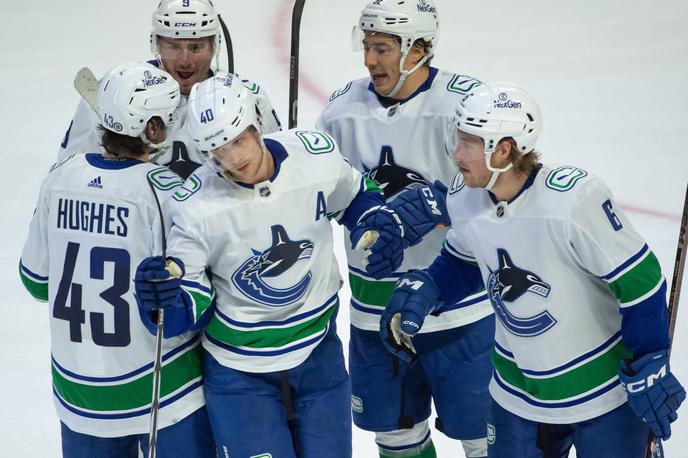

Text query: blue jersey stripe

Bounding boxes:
[53,380,202,420]
[20,261,48,281]
[51,335,200,383]
[214,294,338,329]
[348,265,403,280]
[204,326,328,356]
[493,371,620,408]
[600,244,649,281]
[181,279,213,295]
[494,331,622,377]
[351,298,384,315]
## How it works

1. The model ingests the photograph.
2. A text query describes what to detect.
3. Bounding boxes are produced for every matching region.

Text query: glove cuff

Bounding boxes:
[397,269,442,309]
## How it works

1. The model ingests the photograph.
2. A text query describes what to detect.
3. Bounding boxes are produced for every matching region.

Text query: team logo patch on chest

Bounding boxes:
[231,225,314,306]
[365,146,430,198]
[487,249,556,337]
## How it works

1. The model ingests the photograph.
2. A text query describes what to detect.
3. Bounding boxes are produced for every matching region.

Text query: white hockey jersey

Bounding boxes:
[167,130,377,373]
[316,68,492,332]
[58,68,281,180]
[444,165,666,423]
[19,154,204,437]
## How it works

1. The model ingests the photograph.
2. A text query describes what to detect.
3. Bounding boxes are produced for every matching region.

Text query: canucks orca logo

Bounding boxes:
[364,146,429,198]
[231,225,314,307]
[486,249,556,337]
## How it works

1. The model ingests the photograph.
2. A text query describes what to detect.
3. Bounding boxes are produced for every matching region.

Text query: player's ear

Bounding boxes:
[492,139,513,169]
[407,41,425,65]
[144,116,166,144]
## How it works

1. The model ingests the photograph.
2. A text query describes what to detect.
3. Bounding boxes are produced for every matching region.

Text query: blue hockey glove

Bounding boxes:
[134,256,185,312]
[619,349,686,440]
[350,205,404,279]
[379,270,442,363]
[388,181,450,248]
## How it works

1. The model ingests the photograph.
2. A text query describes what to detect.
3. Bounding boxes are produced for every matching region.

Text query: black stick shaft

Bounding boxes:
[146,178,168,458]
[645,182,688,458]
[667,183,688,351]
[218,14,234,74]
[288,0,305,129]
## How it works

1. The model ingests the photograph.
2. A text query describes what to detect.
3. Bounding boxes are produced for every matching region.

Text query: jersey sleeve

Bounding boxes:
[567,177,669,355]
[326,143,385,228]
[427,247,485,311]
[166,202,216,330]
[19,180,52,301]
[57,99,102,160]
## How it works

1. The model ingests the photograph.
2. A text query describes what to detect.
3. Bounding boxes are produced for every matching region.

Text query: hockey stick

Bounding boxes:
[288,0,306,129]
[217,14,234,74]
[666,182,688,356]
[73,67,100,115]
[646,182,688,458]
[145,178,182,458]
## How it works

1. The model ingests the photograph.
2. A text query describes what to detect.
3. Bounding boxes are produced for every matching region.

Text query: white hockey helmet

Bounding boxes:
[447,82,542,190]
[97,62,180,139]
[187,72,262,173]
[454,81,542,155]
[150,0,221,60]
[354,0,439,97]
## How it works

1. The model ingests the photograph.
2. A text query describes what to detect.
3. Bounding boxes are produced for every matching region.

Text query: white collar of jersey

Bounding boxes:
[488,164,543,206]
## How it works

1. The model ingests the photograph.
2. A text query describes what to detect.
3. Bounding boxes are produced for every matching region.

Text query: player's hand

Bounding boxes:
[379,270,442,363]
[134,256,185,312]
[619,349,686,440]
[389,180,450,248]
[350,206,404,279]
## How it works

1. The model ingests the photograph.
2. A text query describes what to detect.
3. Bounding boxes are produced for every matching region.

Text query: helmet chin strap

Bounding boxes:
[483,154,513,192]
[381,51,430,98]
[141,132,170,163]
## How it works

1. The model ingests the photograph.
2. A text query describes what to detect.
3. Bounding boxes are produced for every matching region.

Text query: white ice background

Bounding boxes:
[1,0,687,456]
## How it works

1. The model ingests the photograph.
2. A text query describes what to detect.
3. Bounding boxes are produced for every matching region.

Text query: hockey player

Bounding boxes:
[132,73,407,457]
[58,0,281,180]
[381,81,686,457]
[19,62,214,457]
[316,1,493,456]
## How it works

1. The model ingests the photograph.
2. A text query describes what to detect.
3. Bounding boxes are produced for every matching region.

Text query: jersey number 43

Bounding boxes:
[53,242,131,347]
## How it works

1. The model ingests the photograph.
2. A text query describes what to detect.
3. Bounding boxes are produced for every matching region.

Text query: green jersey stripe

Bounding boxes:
[492,340,631,401]
[19,265,48,302]
[205,302,337,349]
[52,344,202,412]
[349,272,395,307]
[182,287,214,322]
[607,250,663,305]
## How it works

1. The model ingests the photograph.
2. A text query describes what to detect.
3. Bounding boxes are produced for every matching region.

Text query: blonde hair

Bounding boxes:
[503,138,540,175]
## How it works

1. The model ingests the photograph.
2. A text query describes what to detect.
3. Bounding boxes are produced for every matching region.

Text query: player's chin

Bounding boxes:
[175,72,203,95]
[371,77,390,94]
[460,170,478,188]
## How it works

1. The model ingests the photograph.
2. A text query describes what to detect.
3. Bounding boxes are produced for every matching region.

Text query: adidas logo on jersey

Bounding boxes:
[87,176,103,189]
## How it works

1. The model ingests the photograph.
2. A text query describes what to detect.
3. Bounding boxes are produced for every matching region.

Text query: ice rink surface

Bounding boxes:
[1,0,687,456]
